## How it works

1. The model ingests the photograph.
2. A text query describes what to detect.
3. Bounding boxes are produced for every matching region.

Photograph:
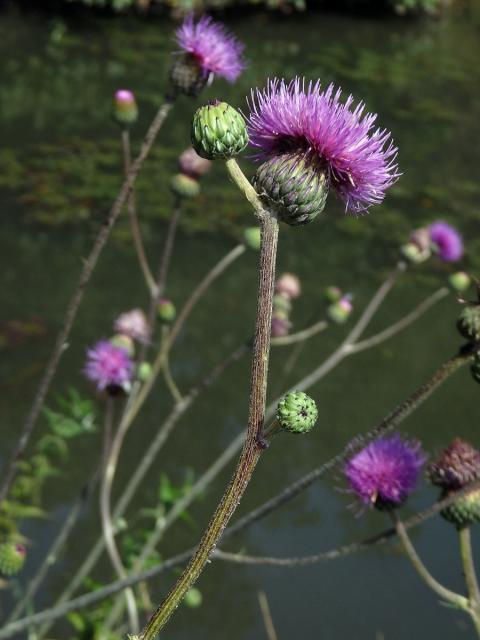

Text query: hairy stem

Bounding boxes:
[459,526,480,636]
[0,98,174,506]
[138,211,279,638]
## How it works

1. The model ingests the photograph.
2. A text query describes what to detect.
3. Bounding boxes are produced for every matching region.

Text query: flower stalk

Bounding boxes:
[459,526,480,636]
[138,175,278,637]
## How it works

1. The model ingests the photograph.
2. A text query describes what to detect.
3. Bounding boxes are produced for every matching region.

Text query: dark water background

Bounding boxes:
[1,3,480,638]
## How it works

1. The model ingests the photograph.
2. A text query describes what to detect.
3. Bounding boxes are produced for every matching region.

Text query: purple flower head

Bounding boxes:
[247,78,399,213]
[175,15,245,83]
[344,434,426,510]
[84,340,134,393]
[429,221,464,262]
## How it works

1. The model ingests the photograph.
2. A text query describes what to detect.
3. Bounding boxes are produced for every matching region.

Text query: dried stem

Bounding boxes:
[138,209,279,638]
[258,591,278,640]
[0,98,175,506]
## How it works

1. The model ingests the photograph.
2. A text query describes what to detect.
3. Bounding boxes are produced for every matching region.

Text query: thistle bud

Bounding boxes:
[137,361,152,382]
[449,271,471,294]
[276,391,318,434]
[457,304,480,343]
[327,296,353,324]
[400,242,430,265]
[428,438,480,529]
[170,173,201,199]
[110,334,135,357]
[243,227,261,251]
[275,273,301,300]
[324,286,342,304]
[179,147,211,179]
[157,298,176,324]
[169,53,209,98]
[273,294,292,315]
[184,587,202,608]
[113,90,138,127]
[440,489,480,529]
[271,316,291,338]
[191,101,248,160]
[0,542,26,577]
[253,153,329,226]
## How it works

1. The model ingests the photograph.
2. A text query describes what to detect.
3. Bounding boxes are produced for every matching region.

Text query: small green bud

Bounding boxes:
[400,242,430,265]
[0,542,26,577]
[324,286,342,304]
[327,297,353,325]
[457,304,480,343]
[441,488,480,529]
[157,298,176,324]
[191,100,248,160]
[253,153,329,226]
[273,294,292,315]
[110,334,135,357]
[184,587,202,608]
[449,271,471,294]
[113,90,138,128]
[276,391,318,434]
[243,227,261,251]
[170,173,201,199]
[137,361,153,382]
[169,53,208,97]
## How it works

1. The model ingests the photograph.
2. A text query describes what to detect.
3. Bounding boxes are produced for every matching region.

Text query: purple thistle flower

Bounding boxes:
[344,434,426,509]
[84,340,134,393]
[429,221,464,262]
[247,78,399,213]
[175,15,245,83]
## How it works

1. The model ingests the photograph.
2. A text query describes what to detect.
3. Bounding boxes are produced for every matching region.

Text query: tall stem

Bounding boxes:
[121,129,156,295]
[100,398,139,634]
[0,98,174,506]
[138,212,279,639]
[459,527,480,636]
[391,511,469,610]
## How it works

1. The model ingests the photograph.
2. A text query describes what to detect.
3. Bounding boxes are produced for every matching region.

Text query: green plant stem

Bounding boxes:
[459,526,480,636]
[121,129,157,295]
[138,211,279,639]
[100,398,139,634]
[391,510,469,610]
[0,98,175,507]
[161,326,183,403]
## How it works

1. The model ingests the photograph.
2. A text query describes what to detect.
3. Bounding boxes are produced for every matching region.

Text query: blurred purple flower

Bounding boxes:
[429,221,464,262]
[175,15,245,83]
[84,340,134,392]
[179,147,212,179]
[345,434,426,509]
[247,78,399,213]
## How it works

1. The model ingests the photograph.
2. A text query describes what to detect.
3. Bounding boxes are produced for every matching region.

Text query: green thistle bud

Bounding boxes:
[0,542,26,577]
[273,294,292,315]
[243,227,261,251]
[157,298,176,324]
[110,334,135,357]
[441,488,480,529]
[113,90,138,128]
[170,173,201,199]
[137,361,152,382]
[253,153,329,226]
[276,391,318,434]
[184,587,202,608]
[471,352,480,384]
[327,296,353,325]
[457,304,480,343]
[191,100,248,160]
[400,242,430,265]
[324,286,342,304]
[169,54,208,98]
[449,271,471,294]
